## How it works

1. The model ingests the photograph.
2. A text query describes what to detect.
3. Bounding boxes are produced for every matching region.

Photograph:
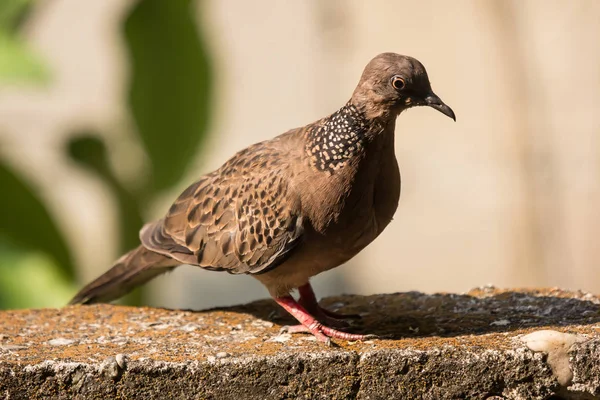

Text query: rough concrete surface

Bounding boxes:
[1,287,600,399]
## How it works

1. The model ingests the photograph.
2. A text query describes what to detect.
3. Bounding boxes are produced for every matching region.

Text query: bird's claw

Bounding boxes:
[278,322,377,344]
[279,325,291,335]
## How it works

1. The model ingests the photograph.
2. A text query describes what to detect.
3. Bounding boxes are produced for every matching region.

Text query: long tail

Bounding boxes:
[69,245,176,305]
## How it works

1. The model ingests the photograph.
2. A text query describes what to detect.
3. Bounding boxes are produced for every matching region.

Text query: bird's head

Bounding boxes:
[351,53,455,122]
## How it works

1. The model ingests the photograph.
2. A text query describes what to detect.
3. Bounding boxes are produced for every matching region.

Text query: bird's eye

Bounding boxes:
[391,75,405,90]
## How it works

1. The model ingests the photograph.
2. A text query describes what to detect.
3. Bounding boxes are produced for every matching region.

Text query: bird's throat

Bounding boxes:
[305,102,384,174]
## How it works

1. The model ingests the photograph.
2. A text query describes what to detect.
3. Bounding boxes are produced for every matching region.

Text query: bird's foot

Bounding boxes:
[280,323,376,345]
[297,282,362,328]
[307,306,352,329]
[275,295,374,345]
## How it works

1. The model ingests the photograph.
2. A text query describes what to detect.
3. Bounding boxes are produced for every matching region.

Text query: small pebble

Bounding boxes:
[328,302,345,310]
[251,320,274,328]
[268,333,291,343]
[102,356,121,379]
[0,344,28,351]
[115,353,128,369]
[48,338,76,346]
[181,324,198,332]
[215,351,230,359]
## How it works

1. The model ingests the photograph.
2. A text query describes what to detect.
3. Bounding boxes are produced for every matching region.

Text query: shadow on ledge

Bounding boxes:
[199,286,600,341]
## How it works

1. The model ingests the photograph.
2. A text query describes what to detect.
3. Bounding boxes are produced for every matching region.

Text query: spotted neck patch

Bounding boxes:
[305,102,379,174]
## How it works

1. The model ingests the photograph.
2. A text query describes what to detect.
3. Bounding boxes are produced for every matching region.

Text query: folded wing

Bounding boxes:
[141,142,304,274]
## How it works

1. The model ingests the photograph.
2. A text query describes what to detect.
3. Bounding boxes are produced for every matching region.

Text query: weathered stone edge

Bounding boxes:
[1,339,599,400]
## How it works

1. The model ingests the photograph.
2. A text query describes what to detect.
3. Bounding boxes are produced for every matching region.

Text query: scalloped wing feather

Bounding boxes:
[140,140,304,275]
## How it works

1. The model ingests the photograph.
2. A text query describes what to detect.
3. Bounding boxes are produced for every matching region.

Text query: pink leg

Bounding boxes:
[275,295,374,345]
[298,283,362,320]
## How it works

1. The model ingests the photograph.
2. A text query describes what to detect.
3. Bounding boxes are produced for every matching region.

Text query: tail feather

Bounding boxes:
[69,245,176,305]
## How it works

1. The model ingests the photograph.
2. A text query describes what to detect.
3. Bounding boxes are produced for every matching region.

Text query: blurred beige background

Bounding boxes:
[1,0,599,309]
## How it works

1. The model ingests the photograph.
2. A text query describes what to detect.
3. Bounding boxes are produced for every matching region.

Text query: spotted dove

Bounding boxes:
[70,53,455,344]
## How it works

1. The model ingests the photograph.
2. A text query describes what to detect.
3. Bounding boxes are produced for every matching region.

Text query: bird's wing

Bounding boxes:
[140,141,305,275]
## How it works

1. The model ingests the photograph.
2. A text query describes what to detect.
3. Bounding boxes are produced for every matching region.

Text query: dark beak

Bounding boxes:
[424,93,456,121]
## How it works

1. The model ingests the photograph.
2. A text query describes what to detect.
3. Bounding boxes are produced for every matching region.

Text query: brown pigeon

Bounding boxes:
[70,53,455,344]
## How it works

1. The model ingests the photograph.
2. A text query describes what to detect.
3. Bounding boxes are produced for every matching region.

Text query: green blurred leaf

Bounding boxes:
[0,246,75,309]
[0,33,50,84]
[124,0,212,193]
[67,133,112,178]
[0,0,31,32]
[0,160,74,279]
[0,0,50,85]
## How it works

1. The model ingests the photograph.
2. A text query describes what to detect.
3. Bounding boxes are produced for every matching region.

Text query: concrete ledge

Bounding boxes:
[1,287,600,399]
